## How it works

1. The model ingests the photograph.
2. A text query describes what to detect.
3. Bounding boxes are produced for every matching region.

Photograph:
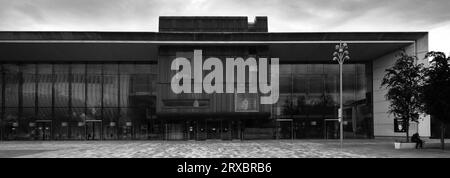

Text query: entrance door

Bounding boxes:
[324,119,339,139]
[277,119,293,139]
[206,120,220,140]
[187,121,197,140]
[36,120,52,140]
[85,120,102,140]
[221,120,232,140]
[231,120,242,140]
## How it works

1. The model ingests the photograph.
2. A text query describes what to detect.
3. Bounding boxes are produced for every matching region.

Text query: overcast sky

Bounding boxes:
[0,0,449,54]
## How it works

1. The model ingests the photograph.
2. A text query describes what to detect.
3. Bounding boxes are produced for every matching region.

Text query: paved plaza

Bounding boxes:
[0,139,449,158]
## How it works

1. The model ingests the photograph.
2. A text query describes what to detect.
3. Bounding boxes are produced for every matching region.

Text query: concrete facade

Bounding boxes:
[372,34,430,137]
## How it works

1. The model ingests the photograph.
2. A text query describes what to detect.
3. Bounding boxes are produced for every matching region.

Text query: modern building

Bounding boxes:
[0,16,438,141]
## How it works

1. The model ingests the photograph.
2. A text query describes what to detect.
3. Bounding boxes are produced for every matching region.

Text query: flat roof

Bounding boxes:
[0,31,427,42]
[0,31,427,63]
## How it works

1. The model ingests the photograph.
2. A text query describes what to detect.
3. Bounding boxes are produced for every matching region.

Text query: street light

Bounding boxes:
[333,41,350,148]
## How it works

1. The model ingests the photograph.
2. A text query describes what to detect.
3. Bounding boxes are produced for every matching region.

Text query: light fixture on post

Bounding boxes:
[332,41,350,148]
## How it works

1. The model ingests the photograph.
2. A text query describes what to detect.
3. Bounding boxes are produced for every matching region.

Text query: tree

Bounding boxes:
[381,52,424,142]
[421,51,450,149]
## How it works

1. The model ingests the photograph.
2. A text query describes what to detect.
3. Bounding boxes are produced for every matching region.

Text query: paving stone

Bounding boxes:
[0,140,449,158]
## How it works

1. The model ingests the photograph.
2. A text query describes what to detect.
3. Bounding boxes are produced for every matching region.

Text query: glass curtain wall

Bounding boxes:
[274,63,373,139]
[0,63,157,140]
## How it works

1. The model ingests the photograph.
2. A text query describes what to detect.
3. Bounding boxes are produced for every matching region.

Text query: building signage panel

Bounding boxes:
[394,118,407,132]
[235,93,259,112]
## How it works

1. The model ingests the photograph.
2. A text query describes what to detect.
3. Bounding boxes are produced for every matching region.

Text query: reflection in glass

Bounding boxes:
[275,64,372,139]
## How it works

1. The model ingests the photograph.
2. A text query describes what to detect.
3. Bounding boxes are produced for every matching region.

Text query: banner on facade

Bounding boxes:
[235,93,259,112]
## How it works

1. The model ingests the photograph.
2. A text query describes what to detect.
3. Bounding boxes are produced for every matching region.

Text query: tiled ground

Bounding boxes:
[0,139,449,158]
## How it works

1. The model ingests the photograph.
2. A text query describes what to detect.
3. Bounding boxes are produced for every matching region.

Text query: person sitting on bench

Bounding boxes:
[411,133,424,149]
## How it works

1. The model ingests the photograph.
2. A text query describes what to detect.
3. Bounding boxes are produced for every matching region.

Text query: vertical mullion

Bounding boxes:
[68,63,72,123]
[51,63,55,139]
[84,63,87,140]
[117,62,121,140]
[1,64,4,141]
[18,64,23,125]
[101,63,104,140]
[34,64,38,120]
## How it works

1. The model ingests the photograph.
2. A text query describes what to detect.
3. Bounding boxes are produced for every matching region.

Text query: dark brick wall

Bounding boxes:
[159,16,268,32]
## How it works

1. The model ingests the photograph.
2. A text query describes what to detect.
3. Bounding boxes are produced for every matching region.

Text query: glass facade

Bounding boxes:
[0,62,372,140]
[0,63,157,140]
[273,64,373,139]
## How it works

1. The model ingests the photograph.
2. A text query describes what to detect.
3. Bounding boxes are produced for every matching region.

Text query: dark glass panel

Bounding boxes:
[0,71,2,108]
[103,75,119,107]
[293,75,307,94]
[37,64,53,107]
[119,64,135,75]
[343,73,356,105]
[279,65,291,75]
[279,75,292,94]
[54,72,69,107]
[119,75,131,107]
[103,63,118,75]
[4,108,19,124]
[22,107,36,121]
[355,64,367,101]
[4,73,19,107]
[135,64,156,74]
[71,64,86,107]
[86,74,102,107]
[292,64,307,74]
[54,107,70,121]
[71,107,86,122]
[86,107,102,120]
[307,64,323,74]
[22,73,36,107]
[323,64,339,75]
[87,64,102,74]
[37,107,52,120]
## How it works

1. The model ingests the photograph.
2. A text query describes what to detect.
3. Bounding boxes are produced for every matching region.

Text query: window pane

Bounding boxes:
[22,73,36,107]
[38,64,53,107]
[103,64,118,75]
[71,64,85,107]
[22,64,36,108]
[4,107,19,122]
[279,65,291,75]
[120,75,130,107]
[293,75,307,94]
[119,64,135,75]
[307,64,323,74]
[279,75,291,94]
[37,107,52,120]
[103,75,118,107]
[5,66,19,107]
[55,73,69,107]
[0,71,2,108]
[86,74,101,107]
[102,108,119,122]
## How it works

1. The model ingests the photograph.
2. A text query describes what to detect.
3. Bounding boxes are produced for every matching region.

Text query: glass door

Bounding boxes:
[221,120,232,140]
[35,120,52,140]
[324,119,339,139]
[206,120,220,140]
[85,120,102,140]
[187,120,197,140]
[276,119,293,139]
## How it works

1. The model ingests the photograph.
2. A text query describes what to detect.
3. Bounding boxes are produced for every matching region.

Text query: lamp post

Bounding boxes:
[333,41,350,148]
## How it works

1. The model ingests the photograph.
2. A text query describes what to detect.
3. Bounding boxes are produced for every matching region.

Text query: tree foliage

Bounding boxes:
[421,51,450,124]
[421,51,450,149]
[381,52,425,142]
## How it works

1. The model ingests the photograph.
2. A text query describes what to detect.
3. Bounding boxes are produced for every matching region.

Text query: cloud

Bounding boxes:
[0,0,449,31]
[0,0,449,53]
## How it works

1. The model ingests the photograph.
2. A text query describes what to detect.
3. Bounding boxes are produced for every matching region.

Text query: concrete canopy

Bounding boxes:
[0,32,425,62]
